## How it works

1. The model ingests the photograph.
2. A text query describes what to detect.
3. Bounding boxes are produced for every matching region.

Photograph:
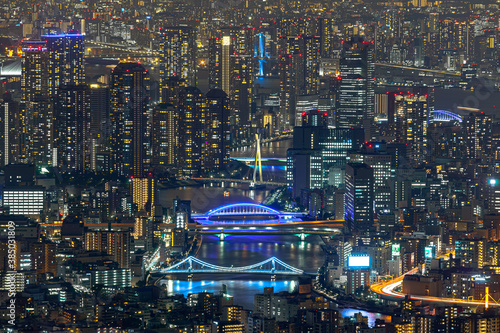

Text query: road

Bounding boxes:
[191,177,286,186]
[370,252,498,307]
[375,62,461,76]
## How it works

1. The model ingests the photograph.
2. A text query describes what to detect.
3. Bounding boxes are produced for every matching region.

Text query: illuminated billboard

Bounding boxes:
[392,243,400,257]
[348,255,370,268]
[425,246,434,259]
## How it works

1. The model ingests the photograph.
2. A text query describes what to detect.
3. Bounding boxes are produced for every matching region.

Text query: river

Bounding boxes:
[157,139,391,326]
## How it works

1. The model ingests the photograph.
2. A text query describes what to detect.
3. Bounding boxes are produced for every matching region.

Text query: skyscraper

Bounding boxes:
[178,86,206,176]
[350,142,395,214]
[29,32,86,171]
[88,84,110,171]
[21,40,52,166]
[345,163,374,232]
[336,37,375,135]
[110,61,150,177]
[0,93,21,167]
[42,32,85,96]
[279,35,321,130]
[152,103,176,168]
[209,27,254,130]
[54,85,89,171]
[392,88,432,165]
[160,26,197,99]
[205,89,231,171]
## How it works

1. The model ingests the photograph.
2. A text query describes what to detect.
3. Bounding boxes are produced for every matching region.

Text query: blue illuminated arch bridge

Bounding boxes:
[432,110,462,123]
[154,256,304,275]
[192,203,304,225]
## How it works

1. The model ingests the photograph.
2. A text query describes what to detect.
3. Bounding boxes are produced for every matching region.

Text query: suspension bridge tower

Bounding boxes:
[250,133,264,189]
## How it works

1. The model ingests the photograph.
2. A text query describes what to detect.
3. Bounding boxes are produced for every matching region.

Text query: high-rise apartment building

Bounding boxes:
[152,103,176,168]
[54,85,89,171]
[88,84,110,171]
[21,40,51,166]
[464,111,492,165]
[205,89,231,171]
[160,26,197,99]
[178,86,206,176]
[42,32,85,95]
[0,93,21,166]
[209,26,254,129]
[110,61,150,177]
[392,88,432,165]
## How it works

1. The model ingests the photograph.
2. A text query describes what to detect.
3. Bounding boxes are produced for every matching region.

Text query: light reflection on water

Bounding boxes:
[161,278,297,310]
[339,308,391,327]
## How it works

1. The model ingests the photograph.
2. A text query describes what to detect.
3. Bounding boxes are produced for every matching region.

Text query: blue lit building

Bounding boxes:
[345,163,374,232]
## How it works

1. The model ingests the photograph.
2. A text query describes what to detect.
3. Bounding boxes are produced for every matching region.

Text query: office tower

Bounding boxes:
[92,269,131,288]
[205,89,231,171]
[42,32,85,95]
[318,128,365,183]
[464,111,492,165]
[84,231,130,268]
[152,103,176,168]
[160,26,197,99]
[21,40,52,166]
[54,85,89,171]
[178,86,206,176]
[289,126,364,189]
[301,109,328,128]
[336,37,375,135]
[392,88,432,165]
[3,186,45,219]
[286,149,323,199]
[31,242,57,277]
[0,93,21,166]
[350,143,395,214]
[110,61,150,177]
[345,163,374,232]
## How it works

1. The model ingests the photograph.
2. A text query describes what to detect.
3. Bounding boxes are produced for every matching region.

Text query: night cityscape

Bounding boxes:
[3,0,500,332]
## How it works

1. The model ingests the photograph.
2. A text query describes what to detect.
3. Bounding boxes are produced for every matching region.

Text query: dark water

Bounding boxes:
[231,138,291,159]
